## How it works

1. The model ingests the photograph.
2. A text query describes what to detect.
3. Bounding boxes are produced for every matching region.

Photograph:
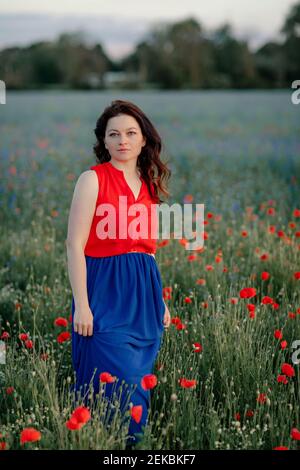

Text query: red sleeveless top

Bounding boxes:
[84,161,159,257]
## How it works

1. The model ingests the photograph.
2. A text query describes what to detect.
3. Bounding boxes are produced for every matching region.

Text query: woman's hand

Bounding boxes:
[73,305,94,336]
[163,302,171,328]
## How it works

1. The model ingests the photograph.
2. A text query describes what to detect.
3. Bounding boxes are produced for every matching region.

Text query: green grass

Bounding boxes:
[0,90,299,450]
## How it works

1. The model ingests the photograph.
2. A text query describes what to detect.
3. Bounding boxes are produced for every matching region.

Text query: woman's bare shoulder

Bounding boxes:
[73,170,99,197]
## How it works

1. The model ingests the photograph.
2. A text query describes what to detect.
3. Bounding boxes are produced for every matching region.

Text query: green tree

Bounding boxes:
[281,2,300,82]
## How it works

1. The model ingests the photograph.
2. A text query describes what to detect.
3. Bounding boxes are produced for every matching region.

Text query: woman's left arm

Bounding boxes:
[163,299,171,328]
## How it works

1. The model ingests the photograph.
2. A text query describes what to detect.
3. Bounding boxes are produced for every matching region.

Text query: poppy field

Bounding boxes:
[0,90,300,450]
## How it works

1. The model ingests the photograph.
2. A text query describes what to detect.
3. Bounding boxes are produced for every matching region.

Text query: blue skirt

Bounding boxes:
[70,252,165,446]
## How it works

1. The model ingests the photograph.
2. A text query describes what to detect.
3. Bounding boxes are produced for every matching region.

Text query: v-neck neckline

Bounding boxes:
[107,161,144,202]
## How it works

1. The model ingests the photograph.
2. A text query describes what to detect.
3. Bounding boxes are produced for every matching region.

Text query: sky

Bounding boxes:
[0,0,297,58]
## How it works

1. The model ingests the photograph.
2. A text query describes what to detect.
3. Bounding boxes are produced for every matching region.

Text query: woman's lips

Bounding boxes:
[118,149,129,152]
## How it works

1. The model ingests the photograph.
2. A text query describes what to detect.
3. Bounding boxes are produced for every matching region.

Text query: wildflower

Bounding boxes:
[277,375,288,385]
[57,331,71,343]
[291,428,300,440]
[179,378,197,389]
[192,342,203,353]
[99,372,116,383]
[20,427,41,445]
[130,405,143,423]
[274,330,283,340]
[54,317,68,327]
[141,374,157,390]
[239,288,257,299]
[281,363,295,377]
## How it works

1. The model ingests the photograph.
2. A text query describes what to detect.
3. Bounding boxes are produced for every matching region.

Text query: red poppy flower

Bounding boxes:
[273,446,289,450]
[261,296,274,305]
[72,406,91,424]
[141,374,157,390]
[65,416,84,431]
[256,393,267,404]
[280,340,287,350]
[281,363,295,377]
[57,331,71,343]
[261,272,270,280]
[239,288,257,299]
[157,240,169,248]
[163,287,172,300]
[25,340,33,349]
[294,272,300,280]
[291,428,300,440]
[130,405,143,423]
[277,375,288,385]
[6,387,14,395]
[179,378,197,389]
[1,331,10,340]
[99,372,116,383]
[20,427,41,445]
[184,297,192,304]
[19,333,29,342]
[205,265,213,271]
[54,317,68,327]
[274,330,283,340]
[267,208,275,215]
[192,342,203,353]
[293,209,300,217]
[183,194,193,203]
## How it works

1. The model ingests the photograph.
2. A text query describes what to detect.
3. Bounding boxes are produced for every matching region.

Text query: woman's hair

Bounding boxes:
[93,99,171,204]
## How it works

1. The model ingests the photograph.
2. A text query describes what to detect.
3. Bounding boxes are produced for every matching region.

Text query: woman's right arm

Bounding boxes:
[65,170,98,336]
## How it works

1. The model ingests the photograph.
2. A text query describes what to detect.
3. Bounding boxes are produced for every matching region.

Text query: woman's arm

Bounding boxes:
[65,170,98,335]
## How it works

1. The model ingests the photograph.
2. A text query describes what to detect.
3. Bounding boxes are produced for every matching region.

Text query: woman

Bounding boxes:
[66,99,171,449]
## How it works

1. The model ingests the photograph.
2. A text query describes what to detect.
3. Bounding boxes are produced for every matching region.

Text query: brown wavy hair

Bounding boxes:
[93,99,171,204]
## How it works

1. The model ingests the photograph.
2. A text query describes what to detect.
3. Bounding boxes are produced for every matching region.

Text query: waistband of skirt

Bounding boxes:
[85,251,156,259]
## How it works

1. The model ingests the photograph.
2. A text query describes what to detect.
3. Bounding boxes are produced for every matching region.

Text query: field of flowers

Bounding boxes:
[0,90,299,450]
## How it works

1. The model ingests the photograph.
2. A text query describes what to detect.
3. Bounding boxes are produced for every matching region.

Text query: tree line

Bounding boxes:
[0,2,299,90]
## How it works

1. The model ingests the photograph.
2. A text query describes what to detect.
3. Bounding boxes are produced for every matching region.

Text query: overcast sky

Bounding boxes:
[0,0,297,58]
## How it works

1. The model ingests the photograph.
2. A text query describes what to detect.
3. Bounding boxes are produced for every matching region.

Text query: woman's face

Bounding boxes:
[104,114,146,162]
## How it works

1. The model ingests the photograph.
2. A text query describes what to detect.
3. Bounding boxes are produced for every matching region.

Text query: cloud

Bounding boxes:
[0,13,152,59]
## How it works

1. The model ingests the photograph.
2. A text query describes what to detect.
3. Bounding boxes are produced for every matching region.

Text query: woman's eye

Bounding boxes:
[109,132,136,136]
